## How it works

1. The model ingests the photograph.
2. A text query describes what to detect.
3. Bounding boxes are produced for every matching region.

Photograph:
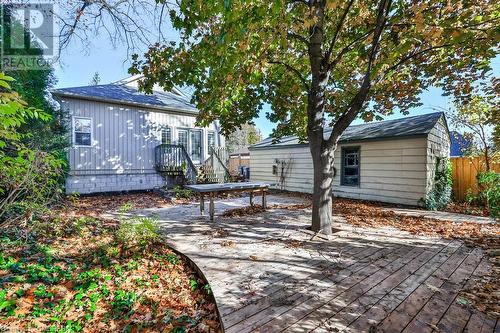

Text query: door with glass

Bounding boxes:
[177,129,203,164]
[190,130,202,164]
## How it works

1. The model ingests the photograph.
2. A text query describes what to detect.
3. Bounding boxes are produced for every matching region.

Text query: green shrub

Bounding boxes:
[116,217,160,249]
[172,186,194,199]
[0,73,66,227]
[477,171,500,217]
[420,157,452,210]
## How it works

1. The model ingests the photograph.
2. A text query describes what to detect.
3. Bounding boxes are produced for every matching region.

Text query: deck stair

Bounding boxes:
[154,144,198,185]
[203,147,233,183]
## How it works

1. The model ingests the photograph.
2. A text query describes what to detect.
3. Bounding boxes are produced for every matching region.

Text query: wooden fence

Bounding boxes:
[229,155,250,174]
[451,156,499,201]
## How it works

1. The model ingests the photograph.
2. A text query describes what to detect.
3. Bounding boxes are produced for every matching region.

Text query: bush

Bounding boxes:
[116,204,160,250]
[0,73,66,227]
[172,186,194,199]
[477,171,499,217]
[116,217,160,248]
[421,157,452,210]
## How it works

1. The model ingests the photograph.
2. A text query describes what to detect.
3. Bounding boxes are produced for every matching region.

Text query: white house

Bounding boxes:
[51,76,224,194]
[249,112,451,206]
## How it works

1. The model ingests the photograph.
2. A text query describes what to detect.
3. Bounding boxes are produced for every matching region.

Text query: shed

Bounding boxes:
[249,112,450,206]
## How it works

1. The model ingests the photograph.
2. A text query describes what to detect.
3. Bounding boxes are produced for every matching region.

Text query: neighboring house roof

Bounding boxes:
[251,112,446,150]
[51,83,198,114]
[229,147,250,156]
[450,131,472,157]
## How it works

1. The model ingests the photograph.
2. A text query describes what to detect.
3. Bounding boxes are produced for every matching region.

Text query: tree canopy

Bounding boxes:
[131,0,498,140]
[130,0,498,233]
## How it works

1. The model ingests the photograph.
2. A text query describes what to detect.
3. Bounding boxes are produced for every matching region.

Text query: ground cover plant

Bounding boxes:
[0,199,220,332]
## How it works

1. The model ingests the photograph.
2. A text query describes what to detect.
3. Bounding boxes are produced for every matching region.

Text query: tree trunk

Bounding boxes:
[310,142,335,235]
[484,146,490,172]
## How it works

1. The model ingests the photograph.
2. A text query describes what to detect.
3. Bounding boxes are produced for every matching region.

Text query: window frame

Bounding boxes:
[72,116,93,147]
[189,129,203,164]
[207,131,216,151]
[177,128,203,164]
[177,128,189,149]
[160,126,172,145]
[340,146,360,187]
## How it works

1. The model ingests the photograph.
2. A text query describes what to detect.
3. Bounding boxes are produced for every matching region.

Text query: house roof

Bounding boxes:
[250,112,446,150]
[229,147,250,156]
[450,131,472,157]
[51,83,198,114]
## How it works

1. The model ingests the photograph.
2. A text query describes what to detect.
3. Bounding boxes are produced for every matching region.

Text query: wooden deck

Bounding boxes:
[133,194,498,332]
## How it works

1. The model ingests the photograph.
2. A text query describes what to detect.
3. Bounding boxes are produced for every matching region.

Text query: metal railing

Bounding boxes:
[154,144,197,184]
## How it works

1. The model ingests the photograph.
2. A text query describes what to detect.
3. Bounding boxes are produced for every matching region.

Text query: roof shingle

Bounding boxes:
[51,84,197,113]
[251,112,446,149]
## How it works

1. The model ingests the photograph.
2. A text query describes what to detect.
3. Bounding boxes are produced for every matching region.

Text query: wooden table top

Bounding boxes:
[185,182,277,193]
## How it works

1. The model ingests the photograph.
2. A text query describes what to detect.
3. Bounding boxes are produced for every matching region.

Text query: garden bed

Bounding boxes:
[0,198,221,332]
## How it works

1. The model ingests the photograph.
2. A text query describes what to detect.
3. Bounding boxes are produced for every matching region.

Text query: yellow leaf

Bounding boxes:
[326,1,340,10]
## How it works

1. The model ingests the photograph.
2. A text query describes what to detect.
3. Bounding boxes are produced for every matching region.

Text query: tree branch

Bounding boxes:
[287,32,310,46]
[381,43,452,78]
[324,0,355,64]
[269,60,309,91]
[327,28,374,71]
[287,0,310,6]
[327,0,391,148]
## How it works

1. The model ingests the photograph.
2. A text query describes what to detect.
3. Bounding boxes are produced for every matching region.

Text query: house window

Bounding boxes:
[73,117,92,146]
[161,127,171,144]
[190,130,202,163]
[178,130,188,149]
[208,132,216,151]
[341,147,360,186]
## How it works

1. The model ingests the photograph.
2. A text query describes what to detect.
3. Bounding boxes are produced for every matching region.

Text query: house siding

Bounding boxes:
[250,137,430,206]
[61,97,220,194]
[425,116,451,193]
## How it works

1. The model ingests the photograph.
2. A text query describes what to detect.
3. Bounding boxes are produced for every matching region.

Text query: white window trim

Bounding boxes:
[72,116,93,147]
[177,127,203,163]
[207,130,216,148]
[160,126,172,144]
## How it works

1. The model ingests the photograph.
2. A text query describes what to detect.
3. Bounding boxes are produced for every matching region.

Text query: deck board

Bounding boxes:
[134,194,496,333]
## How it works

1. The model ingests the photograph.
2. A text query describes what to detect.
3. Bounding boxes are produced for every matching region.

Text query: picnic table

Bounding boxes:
[185,182,276,221]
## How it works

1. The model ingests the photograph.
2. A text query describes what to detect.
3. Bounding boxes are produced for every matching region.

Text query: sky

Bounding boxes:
[54,27,499,138]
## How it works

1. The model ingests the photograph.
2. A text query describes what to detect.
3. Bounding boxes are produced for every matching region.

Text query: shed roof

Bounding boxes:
[251,112,446,150]
[51,83,198,114]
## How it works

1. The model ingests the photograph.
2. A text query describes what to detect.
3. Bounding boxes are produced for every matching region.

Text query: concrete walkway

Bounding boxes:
[383,207,497,224]
[132,194,496,332]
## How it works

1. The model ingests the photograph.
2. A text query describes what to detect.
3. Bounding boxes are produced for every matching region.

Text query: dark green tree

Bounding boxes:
[1,5,68,161]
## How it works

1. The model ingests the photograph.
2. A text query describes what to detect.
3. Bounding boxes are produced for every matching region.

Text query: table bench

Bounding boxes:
[185,182,276,221]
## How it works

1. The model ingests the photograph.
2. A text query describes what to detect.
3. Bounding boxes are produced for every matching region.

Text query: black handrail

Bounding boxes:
[155,144,198,184]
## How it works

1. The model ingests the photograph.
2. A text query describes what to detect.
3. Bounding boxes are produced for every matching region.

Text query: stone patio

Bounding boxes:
[133,194,497,332]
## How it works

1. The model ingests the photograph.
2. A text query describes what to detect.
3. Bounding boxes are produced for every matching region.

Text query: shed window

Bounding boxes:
[341,147,360,186]
[161,127,171,144]
[73,117,92,146]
